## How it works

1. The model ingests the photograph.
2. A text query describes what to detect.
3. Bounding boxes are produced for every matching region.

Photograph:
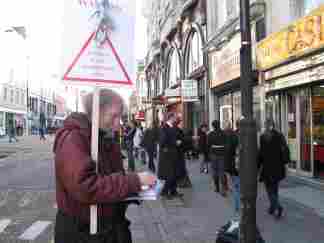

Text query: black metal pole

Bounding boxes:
[239,0,258,243]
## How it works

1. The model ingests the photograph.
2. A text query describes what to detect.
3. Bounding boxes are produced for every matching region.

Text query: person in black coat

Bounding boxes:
[224,120,240,217]
[258,119,289,219]
[198,124,209,173]
[125,121,137,171]
[142,123,157,173]
[207,120,227,194]
[174,118,192,188]
[158,113,183,199]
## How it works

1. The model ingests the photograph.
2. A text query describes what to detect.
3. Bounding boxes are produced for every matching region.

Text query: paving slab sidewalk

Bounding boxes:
[126,157,324,243]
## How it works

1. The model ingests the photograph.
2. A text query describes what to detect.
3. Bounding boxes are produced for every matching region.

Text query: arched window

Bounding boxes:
[158,71,163,94]
[168,49,181,87]
[187,31,203,75]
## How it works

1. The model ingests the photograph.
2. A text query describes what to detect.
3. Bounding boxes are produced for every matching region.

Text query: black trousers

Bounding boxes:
[162,176,177,195]
[55,210,132,243]
[146,147,155,173]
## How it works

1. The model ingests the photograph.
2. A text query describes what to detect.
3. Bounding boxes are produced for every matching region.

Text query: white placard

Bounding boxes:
[61,0,136,86]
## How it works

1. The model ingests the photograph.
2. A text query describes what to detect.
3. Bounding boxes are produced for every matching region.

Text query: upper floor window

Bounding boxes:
[21,93,25,105]
[291,0,324,20]
[158,71,163,94]
[3,88,8,101]
[187,32,203,75]
[10,90,14,103]
[226,0,239,20]
[168,49,181,87]
[16,91,19,105]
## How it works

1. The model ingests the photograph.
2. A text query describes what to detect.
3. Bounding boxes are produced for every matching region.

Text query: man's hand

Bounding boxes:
[137,172,157,188]
[176,140,182,146]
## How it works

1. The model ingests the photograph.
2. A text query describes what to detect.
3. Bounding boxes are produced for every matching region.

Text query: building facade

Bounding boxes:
[143,0,324,180]
[143,0,208,130]
[258,0,324,180]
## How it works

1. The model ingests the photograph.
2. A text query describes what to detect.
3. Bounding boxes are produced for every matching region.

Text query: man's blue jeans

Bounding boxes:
[231,176,240,216]
[264,181,281,212]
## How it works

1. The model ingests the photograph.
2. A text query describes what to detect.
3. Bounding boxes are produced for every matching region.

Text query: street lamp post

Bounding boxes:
[239,0,258,243]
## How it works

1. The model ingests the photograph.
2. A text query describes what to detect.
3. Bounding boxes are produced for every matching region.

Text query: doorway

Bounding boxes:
[282,89,313,177]
[312,85,324,179]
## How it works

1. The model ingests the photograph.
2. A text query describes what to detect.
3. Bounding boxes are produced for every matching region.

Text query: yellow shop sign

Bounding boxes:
[257,5,324,70]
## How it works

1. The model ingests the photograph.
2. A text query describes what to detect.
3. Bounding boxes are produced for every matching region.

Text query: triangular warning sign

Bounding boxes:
[63,32,132,85]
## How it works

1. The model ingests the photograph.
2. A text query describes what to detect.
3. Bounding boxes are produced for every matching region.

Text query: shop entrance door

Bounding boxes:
[283,90,313,177]
[311,85,324,179]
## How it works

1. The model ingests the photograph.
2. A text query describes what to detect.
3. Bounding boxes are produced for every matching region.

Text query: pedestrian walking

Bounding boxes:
[142,123,157,173]
[158,112,183,199]
[125,121,137,171]
[198,124,209,174]
[224,120,240,219]
[39,112,46,141]
[207,120,227,195]
[8,120,18,143]
[258,118,290,220]
[53,89,156,243]
[174,117,192,188]
[133,124,145,164]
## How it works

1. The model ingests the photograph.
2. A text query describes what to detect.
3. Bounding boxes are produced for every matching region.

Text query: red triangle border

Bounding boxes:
[63,32,133,85]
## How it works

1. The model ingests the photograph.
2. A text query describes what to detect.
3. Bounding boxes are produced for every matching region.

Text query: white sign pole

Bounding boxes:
[90,86,100,234]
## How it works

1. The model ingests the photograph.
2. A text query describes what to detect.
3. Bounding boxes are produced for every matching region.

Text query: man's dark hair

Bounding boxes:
[212,120,220,130]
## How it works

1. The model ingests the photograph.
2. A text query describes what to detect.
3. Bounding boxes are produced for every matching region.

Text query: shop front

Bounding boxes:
[264,66,324,179]
[209,31,260,131]
[257,5,324,179]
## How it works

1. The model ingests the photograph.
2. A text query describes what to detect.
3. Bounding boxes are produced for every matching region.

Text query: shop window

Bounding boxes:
[188,32,203,75]
[219,93,233,129]
[233,92,241,130]
[253,86,261,132]
[255,18,266,42]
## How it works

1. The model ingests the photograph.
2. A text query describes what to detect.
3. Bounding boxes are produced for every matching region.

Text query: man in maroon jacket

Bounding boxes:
[53,89,156,243]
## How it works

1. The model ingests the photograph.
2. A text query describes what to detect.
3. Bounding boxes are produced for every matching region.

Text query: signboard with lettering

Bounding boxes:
[181,80,198,102]
[257,5,324,71]
[267,64,324,91]
[165,87,181,97]
[209,28,257,89]
[264,51,324,80]
[61,0,136,86]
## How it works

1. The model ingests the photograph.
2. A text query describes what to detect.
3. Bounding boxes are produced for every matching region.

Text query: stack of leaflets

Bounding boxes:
[124,180,165,201]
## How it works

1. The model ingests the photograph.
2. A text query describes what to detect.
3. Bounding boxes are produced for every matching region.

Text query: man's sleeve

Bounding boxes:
[56,131,141,204]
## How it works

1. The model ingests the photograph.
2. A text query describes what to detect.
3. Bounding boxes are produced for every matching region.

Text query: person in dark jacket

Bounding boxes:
[174,117,192,188]
[258,118,289,220]
[142,123,157,173]
[207,120,227,194]
[53,89,156,243]
[8,119,18,143]
[125,121,137,171]
[158,112,183,199]
[224,120,240,218]
[199,124,209,173]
